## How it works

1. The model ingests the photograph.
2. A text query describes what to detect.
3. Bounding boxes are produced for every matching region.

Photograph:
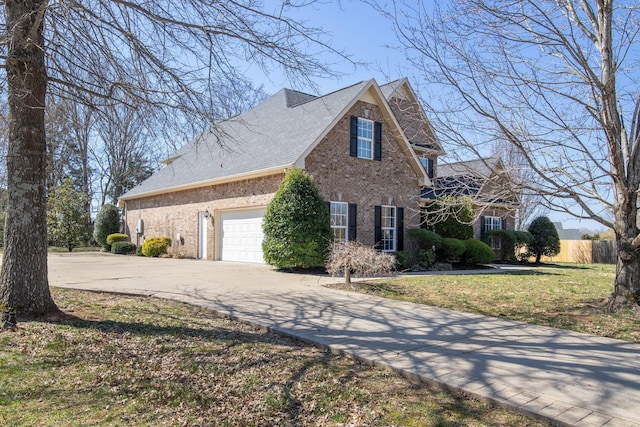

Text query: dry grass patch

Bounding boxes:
[328,263,639,343]
[0,288,548,426]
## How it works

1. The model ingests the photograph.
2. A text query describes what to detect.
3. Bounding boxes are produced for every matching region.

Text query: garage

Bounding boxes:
[219,209,266,263]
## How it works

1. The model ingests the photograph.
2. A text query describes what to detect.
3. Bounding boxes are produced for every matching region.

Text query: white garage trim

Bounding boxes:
[218,208,266,263]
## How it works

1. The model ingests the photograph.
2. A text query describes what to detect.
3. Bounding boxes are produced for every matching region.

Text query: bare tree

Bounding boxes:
[377,0,640,309]
[490,139,548,231]
[92,102,156,205]
[0,0,346,318]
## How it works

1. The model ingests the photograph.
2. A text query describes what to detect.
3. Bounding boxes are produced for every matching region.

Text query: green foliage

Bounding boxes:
[47,179,90,252]
[461,239,495,265]
[417,249,435,269]
[407,228,442,250]
[437,238,466,262]
[136,245,144,256]
[424,196,474,240]
[141,237,172,257]
[527,216,560,263]
[262,168,331,268]
[93,204,121,251]
[106,233,129,246]
[395,251,411,270]
[111,242,137,255]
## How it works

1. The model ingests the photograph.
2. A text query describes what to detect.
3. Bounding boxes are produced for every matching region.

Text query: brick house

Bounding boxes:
[421,157,519,252]
[118,78,433,262]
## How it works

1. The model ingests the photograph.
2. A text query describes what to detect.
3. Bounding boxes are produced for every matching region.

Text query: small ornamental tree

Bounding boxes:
[424,196,474,240]
[93,204,121,251]
[47,179,90,252]
[527,216,561,263]
[262,168,331,268]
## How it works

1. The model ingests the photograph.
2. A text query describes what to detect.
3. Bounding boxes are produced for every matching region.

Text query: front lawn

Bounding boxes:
[0,288,547,426]
[328,263,640,343]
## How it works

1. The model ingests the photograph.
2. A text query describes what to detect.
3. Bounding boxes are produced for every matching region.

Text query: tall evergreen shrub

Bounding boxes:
[262,168,331,268]
[93,204,121,251]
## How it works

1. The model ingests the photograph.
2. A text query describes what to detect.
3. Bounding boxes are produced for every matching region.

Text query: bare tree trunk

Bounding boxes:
[610,203,640,311]
[0,0,58,318]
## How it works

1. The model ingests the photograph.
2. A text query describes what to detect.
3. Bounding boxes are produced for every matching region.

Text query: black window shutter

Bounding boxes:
[501,217,505,230]
[480,216,486,234]
[374,205,382,249]
[350,116,358,157]
[374,121,382,161]
[396,207,404,251]
[348,203,357,241]
[325,201,331,215]
[427,158,434,179]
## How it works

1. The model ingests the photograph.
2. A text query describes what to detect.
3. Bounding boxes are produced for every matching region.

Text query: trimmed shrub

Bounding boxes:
[418,249,435,269]
[527,216,560,263]
[111,242,137,255]
[262,168,331,268]
[395,251,411,270]
[461,239,495,265]
[93,204,120,251]
[141,237,172,257]
[437,237,466,262]
[136,245,144,256]
[106,233,129,246]
[407,228,442,250]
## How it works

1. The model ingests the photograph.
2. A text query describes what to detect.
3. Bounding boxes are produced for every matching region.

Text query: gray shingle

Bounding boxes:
[121,80,371,200]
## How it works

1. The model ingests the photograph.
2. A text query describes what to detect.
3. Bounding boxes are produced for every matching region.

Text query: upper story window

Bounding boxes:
[350,115,382,161]
[419,157,435,179]
[330,201,348,243]
[357,118,373,159]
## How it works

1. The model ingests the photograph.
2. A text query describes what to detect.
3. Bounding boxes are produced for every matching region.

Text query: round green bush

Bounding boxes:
[111,241,137,255]
[141,237,172,257]
[461,239,495,265]
[106,233,129,246]
[407,228,442,250]
[437,237,466,262]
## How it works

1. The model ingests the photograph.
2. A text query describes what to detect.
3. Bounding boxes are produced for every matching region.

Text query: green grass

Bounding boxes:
[328,263,639,343]
[0,288,548,426]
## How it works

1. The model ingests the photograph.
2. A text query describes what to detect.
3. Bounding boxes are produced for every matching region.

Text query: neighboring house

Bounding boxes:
[421,157,519,249]
[118,78,431,263]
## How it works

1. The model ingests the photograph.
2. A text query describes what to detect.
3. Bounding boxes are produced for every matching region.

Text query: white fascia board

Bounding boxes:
[118,164,290,205]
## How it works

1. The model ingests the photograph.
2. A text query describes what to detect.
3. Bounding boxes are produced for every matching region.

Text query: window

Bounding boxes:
[484,216,503,250]
[357,118,373,159]
[381,205,396,252]
[330,202,348,243]
[420,157,434,178]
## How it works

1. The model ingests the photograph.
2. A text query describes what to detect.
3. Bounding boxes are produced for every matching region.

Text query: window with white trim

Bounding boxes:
[357,118,373,160]
[484,216,502,250]
[330,201,348,243]
[381,205,396,252]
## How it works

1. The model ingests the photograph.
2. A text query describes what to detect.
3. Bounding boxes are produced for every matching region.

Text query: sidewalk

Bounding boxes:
[49,253,640,427]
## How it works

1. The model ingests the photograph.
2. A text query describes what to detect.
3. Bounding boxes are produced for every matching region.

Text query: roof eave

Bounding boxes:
[118,164,290,207]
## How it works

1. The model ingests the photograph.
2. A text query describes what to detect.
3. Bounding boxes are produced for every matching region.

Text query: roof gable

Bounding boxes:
[120,78,429,202]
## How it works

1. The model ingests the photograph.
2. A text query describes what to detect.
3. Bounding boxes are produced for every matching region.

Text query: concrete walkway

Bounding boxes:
[49,253,640,427]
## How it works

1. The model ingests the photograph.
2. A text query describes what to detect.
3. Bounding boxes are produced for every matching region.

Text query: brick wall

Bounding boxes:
[123,100,424,259]
[305,100,422,247]
[123,174,283,259]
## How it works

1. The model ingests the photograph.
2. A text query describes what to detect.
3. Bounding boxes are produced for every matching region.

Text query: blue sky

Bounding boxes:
[245,1,605,232]
[246,1,408,94]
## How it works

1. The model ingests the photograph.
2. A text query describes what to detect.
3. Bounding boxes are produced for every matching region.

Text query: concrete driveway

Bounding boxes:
[49,252,640,427]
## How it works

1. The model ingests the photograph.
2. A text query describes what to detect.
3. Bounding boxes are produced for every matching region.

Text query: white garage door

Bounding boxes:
[220,209,266,263]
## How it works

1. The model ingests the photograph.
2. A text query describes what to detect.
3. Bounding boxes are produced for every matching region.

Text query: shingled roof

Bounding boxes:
[119,79,430,202]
